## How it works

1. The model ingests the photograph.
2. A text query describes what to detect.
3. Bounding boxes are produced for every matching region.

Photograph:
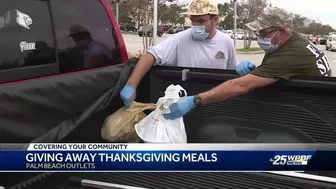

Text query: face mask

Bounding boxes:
[191,19,213,40]
[257,30,280,53]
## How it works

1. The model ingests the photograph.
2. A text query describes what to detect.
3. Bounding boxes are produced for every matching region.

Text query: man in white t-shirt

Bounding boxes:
[120,0,240,108]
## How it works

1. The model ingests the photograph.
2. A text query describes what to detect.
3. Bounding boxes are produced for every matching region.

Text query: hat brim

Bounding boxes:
[181,12,218,16]
[245,20,263,31]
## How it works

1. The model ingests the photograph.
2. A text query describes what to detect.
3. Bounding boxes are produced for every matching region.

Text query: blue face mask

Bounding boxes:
[257,30,280,53]
[191,26,209,40]
[191,20,213,40]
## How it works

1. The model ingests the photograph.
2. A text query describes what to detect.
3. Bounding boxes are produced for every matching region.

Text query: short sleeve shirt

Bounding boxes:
[147,29,239,70]
[251,32,332,80]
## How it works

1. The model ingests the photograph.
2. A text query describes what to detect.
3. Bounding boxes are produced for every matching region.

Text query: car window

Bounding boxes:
[0,0,58,83]
[50,0,122,73]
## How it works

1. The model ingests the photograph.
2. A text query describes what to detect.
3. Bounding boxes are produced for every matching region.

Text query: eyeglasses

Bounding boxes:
[254,27,280,38]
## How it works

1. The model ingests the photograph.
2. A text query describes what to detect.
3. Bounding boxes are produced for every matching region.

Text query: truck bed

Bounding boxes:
[2,60,336,188]
[7,172,336,189]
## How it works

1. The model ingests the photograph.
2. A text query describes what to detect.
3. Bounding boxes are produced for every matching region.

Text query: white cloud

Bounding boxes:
[180,0,336,28]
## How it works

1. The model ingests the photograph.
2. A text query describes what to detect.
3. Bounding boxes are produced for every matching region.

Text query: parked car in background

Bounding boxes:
[183,26,191,30]
[120,24,137,32]
[320,32,336,45]
[161,25,170,32]
[221,30,234,38]
[326,34,336,51]
[168,26,184,34]
[138,25,163,37]
[320,35,329,45]
[234,31,245,40]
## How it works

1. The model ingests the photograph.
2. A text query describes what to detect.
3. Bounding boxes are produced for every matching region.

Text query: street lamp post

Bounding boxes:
[233,0,237,48]
[153,0,158,45]
[116,0,120,24]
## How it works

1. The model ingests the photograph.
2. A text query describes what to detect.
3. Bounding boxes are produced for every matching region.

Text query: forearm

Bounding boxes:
[126,53,155,87]
[199,79,248,105]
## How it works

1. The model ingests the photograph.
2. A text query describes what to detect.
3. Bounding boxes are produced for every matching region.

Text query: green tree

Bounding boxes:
[218,2,233,29]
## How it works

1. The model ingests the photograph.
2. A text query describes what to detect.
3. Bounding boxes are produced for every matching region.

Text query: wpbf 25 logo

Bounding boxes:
[270,155,312,165]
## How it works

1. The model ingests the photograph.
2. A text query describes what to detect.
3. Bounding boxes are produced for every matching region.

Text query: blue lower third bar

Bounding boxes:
[0,150,335,171]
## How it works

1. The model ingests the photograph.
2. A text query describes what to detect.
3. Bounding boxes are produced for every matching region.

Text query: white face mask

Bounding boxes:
[191,19,214,40]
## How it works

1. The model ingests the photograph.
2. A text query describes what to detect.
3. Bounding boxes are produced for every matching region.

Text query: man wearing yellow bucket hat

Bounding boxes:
[120,0,241,108]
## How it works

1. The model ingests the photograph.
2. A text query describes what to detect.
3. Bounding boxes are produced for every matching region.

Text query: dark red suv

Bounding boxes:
[0,0,128,84]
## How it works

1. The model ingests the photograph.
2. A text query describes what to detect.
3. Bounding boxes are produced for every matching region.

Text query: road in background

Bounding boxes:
[123,33,259,53]
[123,33,336,76]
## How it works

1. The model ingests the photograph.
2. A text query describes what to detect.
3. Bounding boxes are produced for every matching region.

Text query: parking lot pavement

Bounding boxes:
[122,33,259,53]
[123,33,336,76]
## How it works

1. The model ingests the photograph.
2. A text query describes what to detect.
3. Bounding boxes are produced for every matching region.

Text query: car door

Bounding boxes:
[327,37,332,48]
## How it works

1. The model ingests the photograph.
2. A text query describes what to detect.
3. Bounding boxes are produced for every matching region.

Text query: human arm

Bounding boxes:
[120,35,178,108]
[198,74,278,105]
[126,53,156,87]
[126,35,178,88]
[163,55,295,119]
[163,74,278,120]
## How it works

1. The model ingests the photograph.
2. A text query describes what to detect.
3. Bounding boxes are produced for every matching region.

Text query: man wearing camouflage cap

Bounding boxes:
[162,7,332,120]
[236,7,331,77]
[120,0,241,108]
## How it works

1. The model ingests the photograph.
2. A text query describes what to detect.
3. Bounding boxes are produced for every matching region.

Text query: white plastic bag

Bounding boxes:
[135,84,188,143]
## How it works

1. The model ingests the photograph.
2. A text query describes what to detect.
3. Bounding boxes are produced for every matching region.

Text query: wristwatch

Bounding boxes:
[193,94,202,108]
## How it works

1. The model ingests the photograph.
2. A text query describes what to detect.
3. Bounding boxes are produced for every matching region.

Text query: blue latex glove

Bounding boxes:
[120,85,136,108]
[163,96,195,120]
[236,61,256,76]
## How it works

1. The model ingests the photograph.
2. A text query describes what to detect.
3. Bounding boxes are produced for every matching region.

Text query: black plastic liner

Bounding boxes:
[7,172,336,189]
[0,58,137,143]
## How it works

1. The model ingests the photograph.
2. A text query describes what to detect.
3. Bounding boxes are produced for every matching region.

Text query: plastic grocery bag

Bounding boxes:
[101,102,156,143]
[135,84,188,143]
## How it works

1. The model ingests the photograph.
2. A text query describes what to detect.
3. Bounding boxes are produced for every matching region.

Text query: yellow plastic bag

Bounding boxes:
[101,102,156,143]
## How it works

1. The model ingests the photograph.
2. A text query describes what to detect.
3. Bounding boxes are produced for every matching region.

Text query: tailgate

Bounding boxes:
[8,172,336,189]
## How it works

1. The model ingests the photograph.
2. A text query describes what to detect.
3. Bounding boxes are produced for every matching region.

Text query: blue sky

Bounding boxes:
[179,0,336,28]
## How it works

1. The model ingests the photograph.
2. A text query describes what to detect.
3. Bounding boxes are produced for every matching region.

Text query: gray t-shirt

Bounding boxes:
[147,29,238,69]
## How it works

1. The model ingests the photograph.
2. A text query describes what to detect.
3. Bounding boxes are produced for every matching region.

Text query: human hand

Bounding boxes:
[163,96,194,120]
[120,84,136,108]
[236,61,256,76]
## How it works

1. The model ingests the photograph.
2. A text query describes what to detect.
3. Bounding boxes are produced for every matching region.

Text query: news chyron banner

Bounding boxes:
[0,143,335,171]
